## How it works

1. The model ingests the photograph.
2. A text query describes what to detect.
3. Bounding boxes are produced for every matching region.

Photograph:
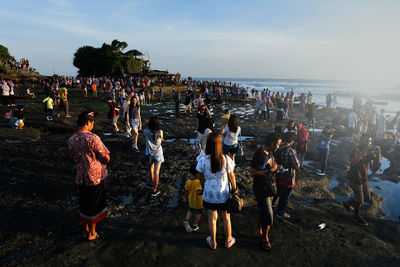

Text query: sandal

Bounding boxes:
[261,240,272,252]
[225,237,236,248]
[206,236,217,250]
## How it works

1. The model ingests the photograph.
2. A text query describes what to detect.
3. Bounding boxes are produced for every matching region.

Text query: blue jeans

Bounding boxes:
[273,185,293,216]
[254,187,273,226]
[319,147,330,173]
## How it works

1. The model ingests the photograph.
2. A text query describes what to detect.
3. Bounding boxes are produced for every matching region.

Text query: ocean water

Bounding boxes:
[194,78,400,116]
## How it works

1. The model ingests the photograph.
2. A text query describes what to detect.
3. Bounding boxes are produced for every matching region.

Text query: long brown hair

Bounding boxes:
[205,132,224,173]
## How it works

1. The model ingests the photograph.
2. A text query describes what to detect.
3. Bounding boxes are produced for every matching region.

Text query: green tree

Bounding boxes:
[73,46,100,76]
[73,40,144,76]
[0,44,12,62]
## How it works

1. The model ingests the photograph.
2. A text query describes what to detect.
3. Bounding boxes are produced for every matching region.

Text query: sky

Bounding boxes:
[1,0,400,82]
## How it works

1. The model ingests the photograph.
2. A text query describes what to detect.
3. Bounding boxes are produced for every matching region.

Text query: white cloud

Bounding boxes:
[2,0,399,81]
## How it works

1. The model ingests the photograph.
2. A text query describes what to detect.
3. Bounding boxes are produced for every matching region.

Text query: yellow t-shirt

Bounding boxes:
[59,87,68,101]
[221,114,230,128]
[185,178,203,209]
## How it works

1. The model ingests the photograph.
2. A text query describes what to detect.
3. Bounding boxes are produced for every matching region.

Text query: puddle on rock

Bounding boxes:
[327,176,340,191]
[332,156,399,222]
[165,138,196,144]
[121,194,134,205]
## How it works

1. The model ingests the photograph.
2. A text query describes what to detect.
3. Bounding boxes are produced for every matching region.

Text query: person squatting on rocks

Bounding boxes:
[196,132,237,250]
[67,110,110,241]
[183,164,204,233]
[250,133,283,252]
[342,134,381,226]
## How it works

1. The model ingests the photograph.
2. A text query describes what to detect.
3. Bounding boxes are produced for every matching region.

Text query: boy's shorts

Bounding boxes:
[188,206,204,215]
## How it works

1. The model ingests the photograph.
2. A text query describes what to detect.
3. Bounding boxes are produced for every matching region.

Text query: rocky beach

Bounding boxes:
[0,86,399,266]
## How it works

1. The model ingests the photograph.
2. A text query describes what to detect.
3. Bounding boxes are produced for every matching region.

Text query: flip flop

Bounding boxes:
[88,233,100,241]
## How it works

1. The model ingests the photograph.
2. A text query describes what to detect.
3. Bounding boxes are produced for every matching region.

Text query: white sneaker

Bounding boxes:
[183,221,193,233]
[316,171,326,176]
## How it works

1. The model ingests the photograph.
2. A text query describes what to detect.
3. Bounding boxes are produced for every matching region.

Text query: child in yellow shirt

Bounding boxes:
[183,164,203,232]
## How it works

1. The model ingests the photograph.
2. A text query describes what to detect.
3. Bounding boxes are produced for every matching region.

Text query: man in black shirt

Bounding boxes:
[250,133,282,251]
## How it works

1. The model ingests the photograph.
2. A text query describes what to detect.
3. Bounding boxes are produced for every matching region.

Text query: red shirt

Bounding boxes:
[68,131,110,186]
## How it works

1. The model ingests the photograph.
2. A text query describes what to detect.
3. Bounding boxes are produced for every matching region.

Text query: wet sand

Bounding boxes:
[0,87,399,266]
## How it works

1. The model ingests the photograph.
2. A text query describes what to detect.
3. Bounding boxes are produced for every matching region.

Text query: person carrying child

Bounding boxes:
[183,164,204,232]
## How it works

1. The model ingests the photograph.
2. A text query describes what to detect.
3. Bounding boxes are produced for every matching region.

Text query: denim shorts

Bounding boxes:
[129,119,140,129]
[222,143,239,155]
[144,154,164,164]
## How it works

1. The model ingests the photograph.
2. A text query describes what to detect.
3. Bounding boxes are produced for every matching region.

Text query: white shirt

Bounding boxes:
[196,155,235,204]
[2,82,10,96]
[144,129,163,156]
[223,126,241,145]
[197,128,212,150]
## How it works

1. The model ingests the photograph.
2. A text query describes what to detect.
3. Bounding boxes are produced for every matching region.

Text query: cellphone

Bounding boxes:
[277,169,289,173]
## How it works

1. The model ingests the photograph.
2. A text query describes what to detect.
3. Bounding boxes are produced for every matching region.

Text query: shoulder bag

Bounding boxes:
[225,157,243,213]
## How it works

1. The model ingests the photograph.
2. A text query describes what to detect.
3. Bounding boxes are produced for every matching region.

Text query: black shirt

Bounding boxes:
[251,148,274,188]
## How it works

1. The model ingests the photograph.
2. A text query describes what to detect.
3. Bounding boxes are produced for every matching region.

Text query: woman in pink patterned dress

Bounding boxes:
[68,110,110,240]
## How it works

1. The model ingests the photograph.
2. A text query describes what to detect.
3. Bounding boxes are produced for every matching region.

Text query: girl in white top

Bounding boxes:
[196,117,214,156]
[144,116,164,197]
[196,132,236,249]
[2,80,10,106]
[222,115,241,163]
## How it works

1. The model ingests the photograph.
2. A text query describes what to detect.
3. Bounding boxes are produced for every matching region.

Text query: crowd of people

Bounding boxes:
[2,57,36,72]
[347,96,398,141]
[2,75,398,251]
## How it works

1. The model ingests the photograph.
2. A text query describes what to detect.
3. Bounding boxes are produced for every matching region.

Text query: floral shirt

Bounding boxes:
[68,131,110,186]
[196,155,235,204]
